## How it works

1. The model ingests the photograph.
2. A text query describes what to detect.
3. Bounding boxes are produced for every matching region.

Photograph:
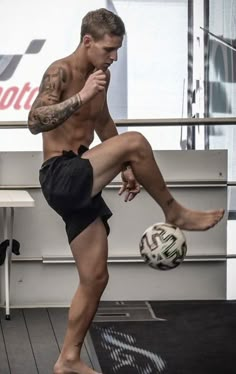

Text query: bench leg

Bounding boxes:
[4,207,14,320]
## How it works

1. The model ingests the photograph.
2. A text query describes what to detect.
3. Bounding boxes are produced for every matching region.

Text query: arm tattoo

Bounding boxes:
[29,95,81,134]
[28,66,81,134]
[41,68,67,93]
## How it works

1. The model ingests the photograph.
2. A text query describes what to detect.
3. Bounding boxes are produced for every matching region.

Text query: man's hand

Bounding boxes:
[79,70,107,104]
[119,168,140,202]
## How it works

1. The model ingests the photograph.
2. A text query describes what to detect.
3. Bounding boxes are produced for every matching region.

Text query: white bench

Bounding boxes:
[0,190,35,319]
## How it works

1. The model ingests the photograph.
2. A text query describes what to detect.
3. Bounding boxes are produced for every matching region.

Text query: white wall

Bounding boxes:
[0,150,228,306]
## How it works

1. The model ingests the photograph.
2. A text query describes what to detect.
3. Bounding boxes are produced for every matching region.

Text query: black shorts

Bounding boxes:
[39,145,112,243]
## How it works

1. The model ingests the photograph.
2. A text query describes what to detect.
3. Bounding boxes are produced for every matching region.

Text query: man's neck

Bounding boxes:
[72,46,95,76]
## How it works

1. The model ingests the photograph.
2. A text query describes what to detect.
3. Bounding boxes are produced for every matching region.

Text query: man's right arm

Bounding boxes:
[28,66,107,135]
[28,63,82,135]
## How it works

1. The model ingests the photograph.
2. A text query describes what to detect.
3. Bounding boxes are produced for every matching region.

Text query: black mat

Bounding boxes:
[89,301,236,374]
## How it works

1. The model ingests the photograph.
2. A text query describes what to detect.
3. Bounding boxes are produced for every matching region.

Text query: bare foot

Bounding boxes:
[166,201,224,231]
[54,358,101,374]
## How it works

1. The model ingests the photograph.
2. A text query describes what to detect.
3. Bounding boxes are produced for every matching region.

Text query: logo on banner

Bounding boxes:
[0,39,45,110]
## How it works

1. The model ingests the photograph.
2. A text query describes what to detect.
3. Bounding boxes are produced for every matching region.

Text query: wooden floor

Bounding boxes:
[0,307,93,374]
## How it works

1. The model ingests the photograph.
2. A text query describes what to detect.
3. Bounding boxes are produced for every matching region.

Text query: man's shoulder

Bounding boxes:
[47,56,71,72]
[44,57,73,82]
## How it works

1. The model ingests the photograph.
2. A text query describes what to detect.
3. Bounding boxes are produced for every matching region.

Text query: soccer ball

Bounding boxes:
[139,223,187,270]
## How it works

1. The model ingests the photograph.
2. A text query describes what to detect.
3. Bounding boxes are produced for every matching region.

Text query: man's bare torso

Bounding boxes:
[42,56,106,161]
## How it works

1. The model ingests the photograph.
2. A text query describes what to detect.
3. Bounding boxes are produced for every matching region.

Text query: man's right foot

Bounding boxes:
[166,201,224,231]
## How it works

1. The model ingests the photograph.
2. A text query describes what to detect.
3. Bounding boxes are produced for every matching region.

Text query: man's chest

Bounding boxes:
[64,86,105,120]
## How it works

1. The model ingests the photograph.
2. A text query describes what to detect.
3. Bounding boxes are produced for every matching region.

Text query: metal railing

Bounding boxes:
[0,117,236,128]
[0,117,235,182]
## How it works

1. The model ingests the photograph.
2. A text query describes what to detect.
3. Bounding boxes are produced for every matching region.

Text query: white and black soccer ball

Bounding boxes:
[139,223,187,270]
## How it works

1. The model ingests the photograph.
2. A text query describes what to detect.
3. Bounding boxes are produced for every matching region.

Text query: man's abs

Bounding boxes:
[42,121,95,161]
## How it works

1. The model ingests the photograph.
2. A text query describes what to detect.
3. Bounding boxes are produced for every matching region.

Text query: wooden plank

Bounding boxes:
[1,309,38,373]
[47,308,68,349]
[48,308,93,368]
[23,308,59,374]
[0,309,10,374]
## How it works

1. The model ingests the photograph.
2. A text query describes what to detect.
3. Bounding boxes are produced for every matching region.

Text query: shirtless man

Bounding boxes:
[28,8,224,374]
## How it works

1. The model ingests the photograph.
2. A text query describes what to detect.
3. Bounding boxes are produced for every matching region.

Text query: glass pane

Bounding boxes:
[0,0,189,151]
[207,0,236,117]
[111,0,189,150]
[206,0,236,181]
[111,0,189,119]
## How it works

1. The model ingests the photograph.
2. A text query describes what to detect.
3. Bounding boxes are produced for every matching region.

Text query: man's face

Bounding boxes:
[87,34,123,71]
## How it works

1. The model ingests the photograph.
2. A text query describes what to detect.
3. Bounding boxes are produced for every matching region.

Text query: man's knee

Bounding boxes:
[81,269,109,292]
[123,131,150,158]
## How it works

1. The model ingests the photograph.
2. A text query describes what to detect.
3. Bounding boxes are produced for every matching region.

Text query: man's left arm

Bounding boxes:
[95,71,140,202]
[95,70,118,141]
[95,109,118,141]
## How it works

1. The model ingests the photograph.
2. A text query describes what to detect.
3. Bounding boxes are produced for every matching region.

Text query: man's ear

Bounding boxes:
[83,34,93,47]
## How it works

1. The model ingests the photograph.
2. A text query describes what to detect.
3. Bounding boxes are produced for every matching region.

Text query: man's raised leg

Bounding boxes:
[83,131,224,231]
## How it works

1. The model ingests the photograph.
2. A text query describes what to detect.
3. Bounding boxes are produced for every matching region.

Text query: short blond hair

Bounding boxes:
[80,8,125,42]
